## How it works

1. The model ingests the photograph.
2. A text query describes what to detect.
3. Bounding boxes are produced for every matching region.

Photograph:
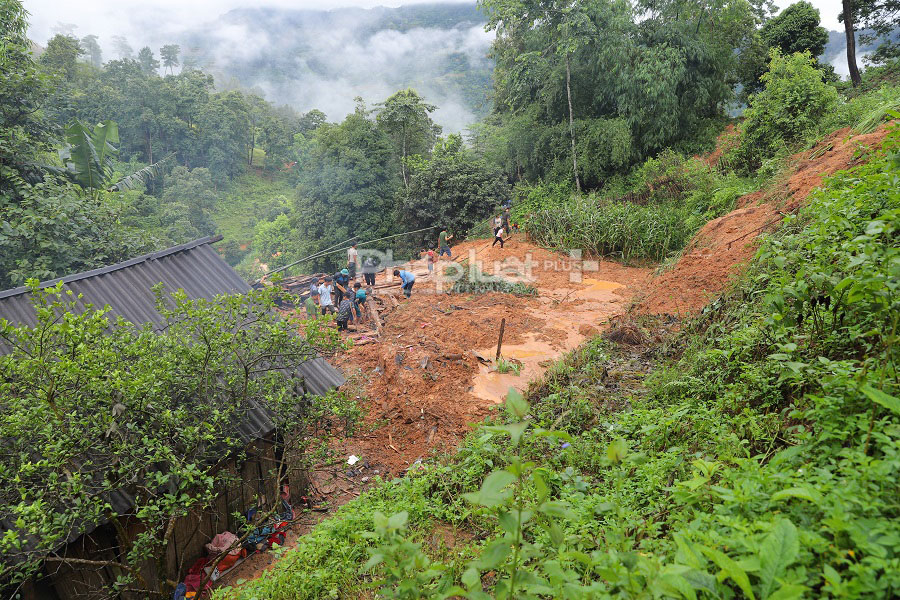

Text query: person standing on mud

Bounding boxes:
[438,228,453,259]
[362,254,377,286]
[334,269,350,303]
[493,214,502,236]
[347,242,359,280]
[492,225,505,248]
[317,277,336,315]
[501,208,511,234]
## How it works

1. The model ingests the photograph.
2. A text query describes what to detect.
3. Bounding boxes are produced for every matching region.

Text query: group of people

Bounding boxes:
[302,214,515,329]
[492,207,512,248]
[305,243,371,331]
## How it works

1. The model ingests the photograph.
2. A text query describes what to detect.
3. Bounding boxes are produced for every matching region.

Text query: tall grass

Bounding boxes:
[525,196,691,262]
[524,170,753,263]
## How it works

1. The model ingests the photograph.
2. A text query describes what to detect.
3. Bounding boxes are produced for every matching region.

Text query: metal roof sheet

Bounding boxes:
[0,235,345,394]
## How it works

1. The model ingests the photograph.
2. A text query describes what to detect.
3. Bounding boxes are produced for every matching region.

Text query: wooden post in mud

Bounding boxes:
[369,297,383,339]
[496,317,506,361]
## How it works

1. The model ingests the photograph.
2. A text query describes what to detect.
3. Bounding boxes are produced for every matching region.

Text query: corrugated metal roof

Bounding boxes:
[0,235,345,396]
[0,236,346,556]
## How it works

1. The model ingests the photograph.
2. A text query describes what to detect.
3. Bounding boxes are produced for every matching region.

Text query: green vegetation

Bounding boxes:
[735,50,839,171]
[495,356,521,376]
[0,284,354,595]
[450,266,538,297]
[522,153,755,262]
[400,134,512,251]
[736,0,832,102]
[216,124,899,599]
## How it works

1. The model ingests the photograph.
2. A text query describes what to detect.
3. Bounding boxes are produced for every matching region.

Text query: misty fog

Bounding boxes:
[28,3,494,132]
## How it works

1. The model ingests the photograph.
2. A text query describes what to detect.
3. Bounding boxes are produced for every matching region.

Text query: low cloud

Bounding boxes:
[24,1,494,132]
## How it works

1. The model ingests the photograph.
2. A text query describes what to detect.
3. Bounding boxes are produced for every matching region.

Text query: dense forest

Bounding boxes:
[1,0,899,597]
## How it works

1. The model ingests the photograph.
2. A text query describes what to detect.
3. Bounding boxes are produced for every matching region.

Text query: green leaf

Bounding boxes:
[767,583,807,600]
[673,533,705,570]
[700,546,756,600]
[533,470,549,502]
[547,522,565,547]
[505,388,528,419]
[759,518,799,599]
[361,553,384,572]
[860,384,900,415]
[771,486,823,505]
[477,539,512,569]
[503,421,530,445]
[539,500,574,520]
[607,438,628,463]
[387,511,408,530]
[462,567,481,590]
[497,510,518,535]
[463,470,516,507]
[822,564,842,588]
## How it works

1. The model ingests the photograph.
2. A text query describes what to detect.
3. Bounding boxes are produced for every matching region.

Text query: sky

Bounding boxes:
[22,0,847,46]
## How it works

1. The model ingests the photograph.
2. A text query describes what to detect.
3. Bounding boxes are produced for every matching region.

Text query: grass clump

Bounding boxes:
[495,356,521,375]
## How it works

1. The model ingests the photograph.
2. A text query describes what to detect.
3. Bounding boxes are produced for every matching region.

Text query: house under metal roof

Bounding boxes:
[0,235,345,397]
[0,235,346,557]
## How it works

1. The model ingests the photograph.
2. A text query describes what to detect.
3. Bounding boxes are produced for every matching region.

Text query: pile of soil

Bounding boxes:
[638,125,891,316]
[331,291,546,475]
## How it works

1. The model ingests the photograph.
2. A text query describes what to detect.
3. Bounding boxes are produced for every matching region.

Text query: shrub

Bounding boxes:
[735,50,838,171]
[450,267,538,297]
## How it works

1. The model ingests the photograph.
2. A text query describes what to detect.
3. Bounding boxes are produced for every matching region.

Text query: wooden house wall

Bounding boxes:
[45,524,125,600]
[41,436,282,598]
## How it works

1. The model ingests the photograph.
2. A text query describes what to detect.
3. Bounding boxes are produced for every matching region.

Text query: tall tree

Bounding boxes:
[375,89,441,190]
[1,0,53,189]
[481,0,595,192]
[842,0,900,66]
[399,135,512,250]
[160,43,180,75]
[79,34,102,68]
[288,108,400,272]
[738,1,831,97]
[110,34,133,59]
[38,34,83,81]
[137,45,160,74]
[842,0,863,86]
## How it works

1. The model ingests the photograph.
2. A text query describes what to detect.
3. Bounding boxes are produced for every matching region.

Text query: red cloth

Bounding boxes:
[183,557,211,592]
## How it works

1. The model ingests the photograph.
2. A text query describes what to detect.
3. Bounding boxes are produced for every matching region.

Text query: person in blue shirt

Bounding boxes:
[352,281,365,321]
[333,268,350,303]
[393,269,416,298]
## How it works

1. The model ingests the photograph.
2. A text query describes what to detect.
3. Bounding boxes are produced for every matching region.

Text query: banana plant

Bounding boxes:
[56,120,174,196]
[58,120,120,197]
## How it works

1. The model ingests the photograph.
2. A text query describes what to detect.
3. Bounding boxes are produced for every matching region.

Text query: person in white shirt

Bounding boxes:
[317,277,336,315]
[347,242,360,280]
[492,226,505,248]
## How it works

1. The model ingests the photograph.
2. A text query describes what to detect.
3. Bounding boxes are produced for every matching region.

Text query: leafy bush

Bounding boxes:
[734,50,839,171]
[0,284,353,596]
[820,85,900,135]
[450,267,538,297]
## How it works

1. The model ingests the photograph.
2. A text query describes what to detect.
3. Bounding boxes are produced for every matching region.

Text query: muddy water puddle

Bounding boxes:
[471,278,629,402]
